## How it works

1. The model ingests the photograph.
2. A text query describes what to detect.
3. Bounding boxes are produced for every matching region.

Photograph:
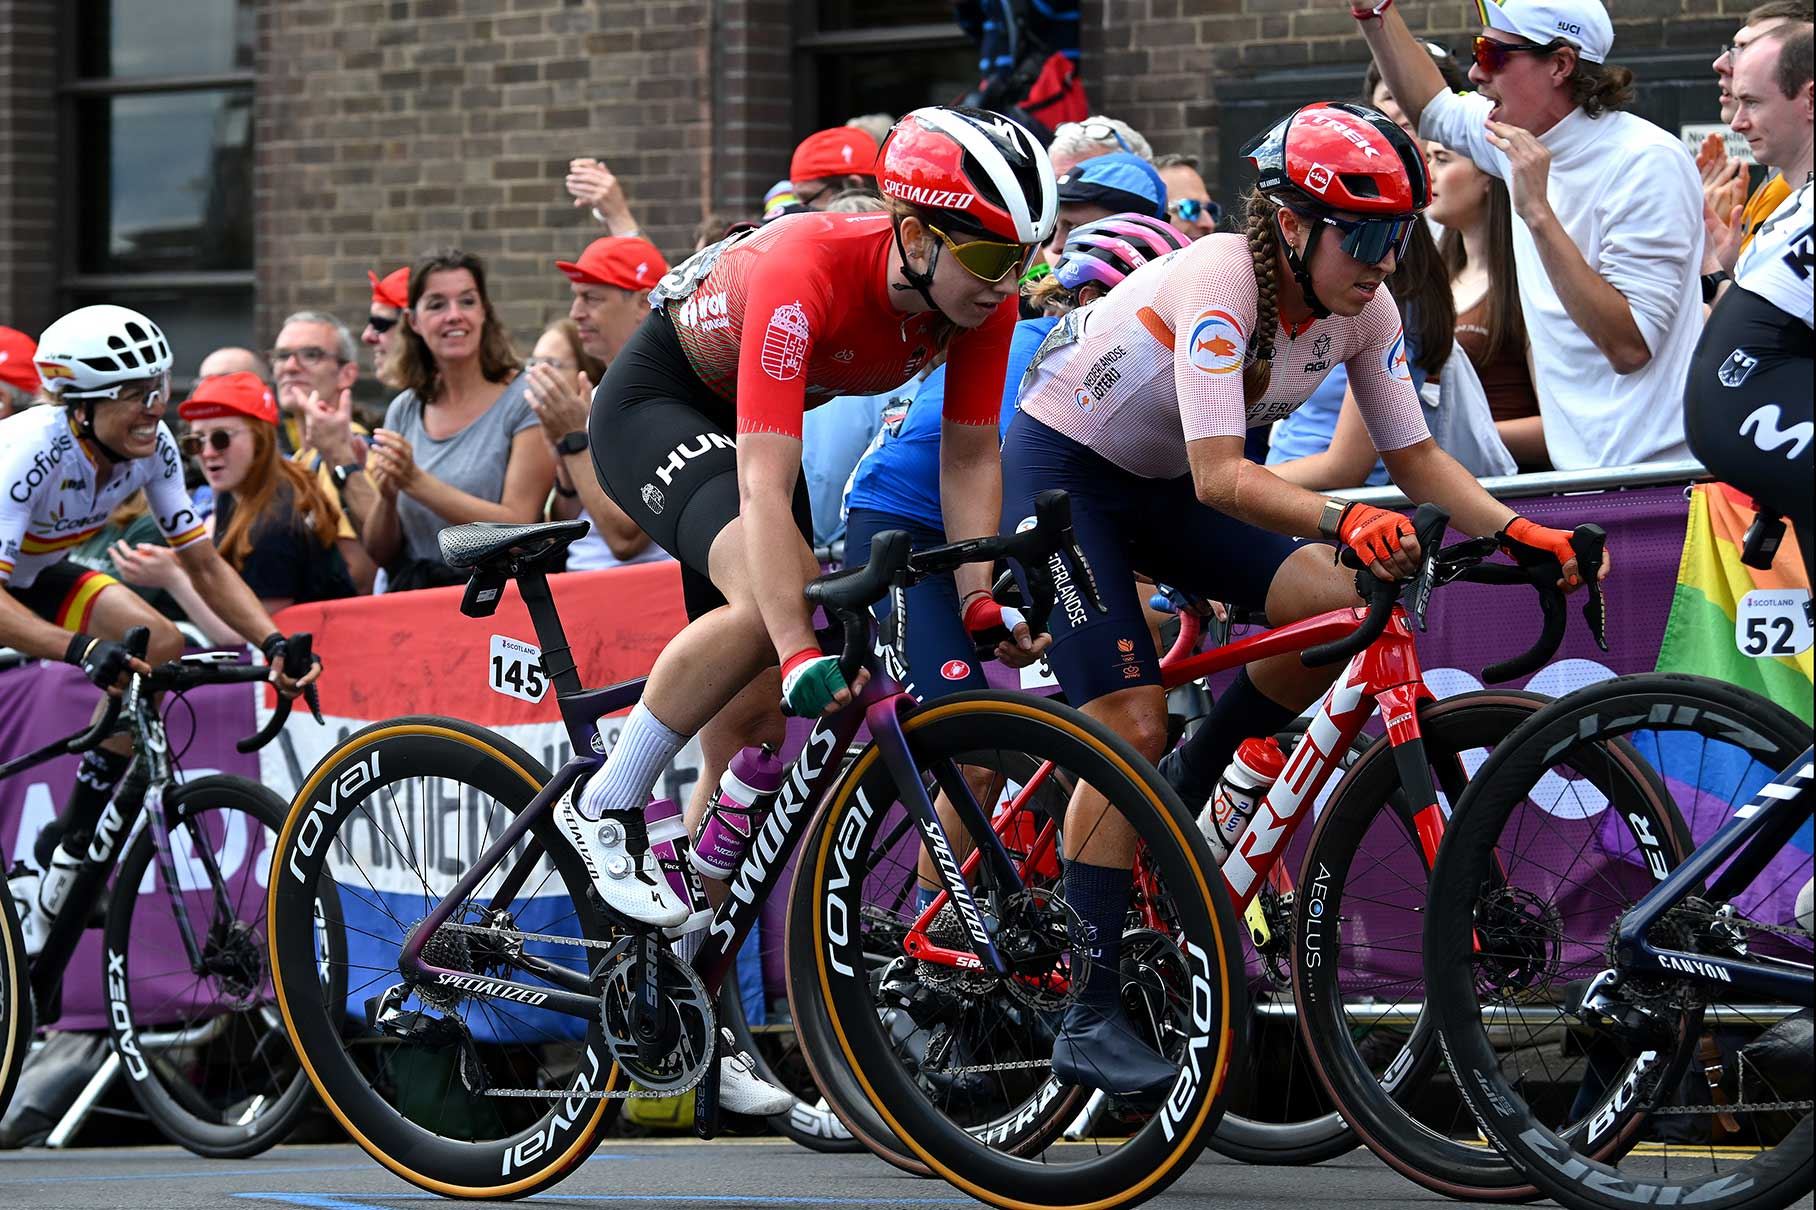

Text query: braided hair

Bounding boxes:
[1241,187,1281,404]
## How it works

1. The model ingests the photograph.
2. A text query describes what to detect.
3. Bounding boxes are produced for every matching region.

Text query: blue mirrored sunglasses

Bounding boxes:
[1167,198,1222,225]
[1311,212,1417,266]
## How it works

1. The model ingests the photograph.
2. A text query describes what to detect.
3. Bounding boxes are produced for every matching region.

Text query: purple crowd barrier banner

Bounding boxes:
[0,662,260,1030]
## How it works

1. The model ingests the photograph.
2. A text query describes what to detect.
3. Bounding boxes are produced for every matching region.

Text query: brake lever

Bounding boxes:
[1573,524,1609,653]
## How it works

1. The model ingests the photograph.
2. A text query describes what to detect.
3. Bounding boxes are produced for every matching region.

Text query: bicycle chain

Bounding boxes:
[938,1058,1056,1075]
[1650,1099,1813,1116]
[435,922,709,1101]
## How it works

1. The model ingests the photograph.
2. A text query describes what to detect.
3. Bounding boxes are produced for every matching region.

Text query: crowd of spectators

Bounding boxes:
[2,0,1807,645]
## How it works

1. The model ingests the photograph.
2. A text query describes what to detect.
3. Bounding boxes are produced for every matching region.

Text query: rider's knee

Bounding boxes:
[1094,690,1168,763]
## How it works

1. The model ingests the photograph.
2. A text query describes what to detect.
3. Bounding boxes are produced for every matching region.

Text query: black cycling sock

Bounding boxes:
[1064,859,1132,1013]
[52,747,132,857]
[1172,670,1296,806]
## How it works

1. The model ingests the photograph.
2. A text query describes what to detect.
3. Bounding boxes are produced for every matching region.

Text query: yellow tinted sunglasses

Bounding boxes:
[927,224,1039,283]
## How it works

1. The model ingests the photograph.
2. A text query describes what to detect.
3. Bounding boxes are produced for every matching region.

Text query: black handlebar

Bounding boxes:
[238,633,318,753]
[62,626,147,755]
[794,490,1097,710]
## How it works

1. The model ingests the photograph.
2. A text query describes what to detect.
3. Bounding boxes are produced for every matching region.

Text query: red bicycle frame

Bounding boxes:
[901,595,1448,974]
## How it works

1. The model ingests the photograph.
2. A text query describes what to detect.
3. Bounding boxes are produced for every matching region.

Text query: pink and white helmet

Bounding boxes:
[1052,213,1192,293]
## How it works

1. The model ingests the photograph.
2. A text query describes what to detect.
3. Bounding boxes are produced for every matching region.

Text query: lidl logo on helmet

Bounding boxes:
[1188,310,1245,376]
[1305,164,1334,195]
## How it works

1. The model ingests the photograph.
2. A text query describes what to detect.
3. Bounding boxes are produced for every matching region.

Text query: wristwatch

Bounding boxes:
[330,462,361,489]
[556,430,590,456]
[1701,270,1732,305]
[1317,498,1352,541]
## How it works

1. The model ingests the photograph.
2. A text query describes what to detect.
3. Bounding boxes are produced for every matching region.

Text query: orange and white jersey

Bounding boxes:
[1018,232,1430,480]
[0,406,206,588]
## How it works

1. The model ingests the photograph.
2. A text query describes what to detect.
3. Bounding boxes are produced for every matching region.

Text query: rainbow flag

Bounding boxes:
[1655,482,1812,723]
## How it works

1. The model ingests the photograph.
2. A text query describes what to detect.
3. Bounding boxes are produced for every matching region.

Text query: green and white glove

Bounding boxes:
[781,648,850,716]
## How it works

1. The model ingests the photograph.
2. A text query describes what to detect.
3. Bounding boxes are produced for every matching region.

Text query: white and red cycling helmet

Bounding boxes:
[878,106,1057,246]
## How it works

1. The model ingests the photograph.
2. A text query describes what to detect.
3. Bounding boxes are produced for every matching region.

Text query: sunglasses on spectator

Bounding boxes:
[1168,198,1221,225]
[927,224,1039,283]
[1471,35,1566,74]
[270,345,339,368]
[179,428,241,456]
[1075,121,1133,153]
[1302,211,1419,266]
[365,313,399,334]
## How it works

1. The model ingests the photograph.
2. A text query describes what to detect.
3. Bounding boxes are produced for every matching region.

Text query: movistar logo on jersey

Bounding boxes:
[881,181,977,211]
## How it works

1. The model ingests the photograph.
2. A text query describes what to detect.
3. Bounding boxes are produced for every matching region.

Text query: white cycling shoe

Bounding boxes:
[554,788,689,929]
[718,1029,795,1116]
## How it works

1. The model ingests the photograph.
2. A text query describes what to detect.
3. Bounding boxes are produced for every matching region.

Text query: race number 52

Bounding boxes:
[488,634,549,702]
[1736,589,1813,658]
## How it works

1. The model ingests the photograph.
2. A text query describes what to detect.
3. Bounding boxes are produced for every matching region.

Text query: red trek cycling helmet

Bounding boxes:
[877,106,1058,304]
[1241,101,1431,316]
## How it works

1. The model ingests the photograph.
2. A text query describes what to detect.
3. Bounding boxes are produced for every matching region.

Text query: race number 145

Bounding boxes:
[489,634,549,702]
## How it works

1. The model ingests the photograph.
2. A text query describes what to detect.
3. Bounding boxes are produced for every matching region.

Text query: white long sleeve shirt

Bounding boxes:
[1422,90,1702,471]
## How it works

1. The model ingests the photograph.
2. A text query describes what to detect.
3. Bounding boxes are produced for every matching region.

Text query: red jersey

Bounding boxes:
[659,212,1015,438]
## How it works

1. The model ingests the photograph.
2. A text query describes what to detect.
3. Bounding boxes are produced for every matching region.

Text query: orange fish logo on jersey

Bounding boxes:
[1187,310,1245,375]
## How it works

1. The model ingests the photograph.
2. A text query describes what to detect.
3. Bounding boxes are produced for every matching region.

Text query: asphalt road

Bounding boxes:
[0,1139,1511,1210]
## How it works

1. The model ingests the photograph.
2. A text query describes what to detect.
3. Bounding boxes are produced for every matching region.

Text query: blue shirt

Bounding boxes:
[1264,329,1431,487]
[801,391,894,547]
[846,315,1059,533]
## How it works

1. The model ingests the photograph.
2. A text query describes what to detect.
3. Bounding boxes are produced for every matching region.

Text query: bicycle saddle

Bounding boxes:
[437,519,592,573]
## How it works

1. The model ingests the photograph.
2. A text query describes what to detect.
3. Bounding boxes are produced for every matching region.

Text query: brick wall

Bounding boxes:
[254,0,794,362]
[0,0,59,338]
[1085,0,1739,204]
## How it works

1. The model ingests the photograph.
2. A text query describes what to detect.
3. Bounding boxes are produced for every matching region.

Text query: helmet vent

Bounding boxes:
[1340,174,1381,199]
[81,354,122,372]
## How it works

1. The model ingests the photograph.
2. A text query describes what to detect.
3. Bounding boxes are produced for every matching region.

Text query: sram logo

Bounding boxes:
[288,749,382,883]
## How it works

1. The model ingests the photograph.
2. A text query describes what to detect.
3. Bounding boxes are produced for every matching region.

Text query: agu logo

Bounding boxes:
[940,659,971,682]
[1384,332,1411,384]
[1187,310,1245,376]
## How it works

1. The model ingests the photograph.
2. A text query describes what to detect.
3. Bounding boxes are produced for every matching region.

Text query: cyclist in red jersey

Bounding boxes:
[999,103,1608,1097]
[552,109,1057,1109]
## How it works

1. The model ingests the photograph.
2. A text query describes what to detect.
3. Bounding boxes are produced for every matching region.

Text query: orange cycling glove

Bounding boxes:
[1497,517,1581,586]
[1337,503,1416,567]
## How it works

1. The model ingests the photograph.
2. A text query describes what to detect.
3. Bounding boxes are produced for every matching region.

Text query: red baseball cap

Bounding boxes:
[556,237,669,291]
[789,127,877,184]
[178,371,280,425]
[367,267,410,309]
[0,326,39,394]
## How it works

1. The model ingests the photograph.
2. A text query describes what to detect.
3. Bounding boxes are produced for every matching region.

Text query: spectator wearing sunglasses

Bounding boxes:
[1354,0,1701,471]
[788,127,878,210]
[1698,3,1812,293]
[1045,152,1168,266]
[363,266,409,388]
[1047,115,1154,176]
[178,372,355,613]
[1153,154,1222,240]
[274,310,378,593]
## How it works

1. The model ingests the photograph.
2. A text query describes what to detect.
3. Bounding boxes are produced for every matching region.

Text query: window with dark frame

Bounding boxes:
[795,1,974,136]
[64,0,256,387]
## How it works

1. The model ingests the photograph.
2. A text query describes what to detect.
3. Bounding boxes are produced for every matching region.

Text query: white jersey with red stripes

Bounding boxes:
[1018,232,1430,479]
[0,406,207,588]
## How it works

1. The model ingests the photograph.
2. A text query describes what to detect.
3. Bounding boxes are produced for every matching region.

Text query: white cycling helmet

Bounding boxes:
[35,304,173,399]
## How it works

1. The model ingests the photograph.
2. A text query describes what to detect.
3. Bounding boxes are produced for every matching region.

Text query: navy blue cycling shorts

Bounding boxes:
[1000,411,1301,707]
[844,508,992,701]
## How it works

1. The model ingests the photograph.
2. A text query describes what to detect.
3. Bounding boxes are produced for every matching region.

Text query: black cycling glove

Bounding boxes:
[65,633,134,690]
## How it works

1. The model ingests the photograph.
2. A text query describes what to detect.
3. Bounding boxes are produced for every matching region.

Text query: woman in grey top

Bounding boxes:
[361,249,554,590]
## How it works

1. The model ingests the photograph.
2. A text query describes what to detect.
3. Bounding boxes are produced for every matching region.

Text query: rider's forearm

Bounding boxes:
[746,492,818,661]
[1189,437,1328,538]
[0,589,89,662]
[177,542,284,646]
[938,421,1004,604]
[1381,439,1517,538]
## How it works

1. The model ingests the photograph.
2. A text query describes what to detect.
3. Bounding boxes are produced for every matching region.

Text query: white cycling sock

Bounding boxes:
[577,701,688,819]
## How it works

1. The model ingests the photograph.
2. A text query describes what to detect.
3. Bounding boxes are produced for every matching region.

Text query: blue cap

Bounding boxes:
[1055,153,1168,220]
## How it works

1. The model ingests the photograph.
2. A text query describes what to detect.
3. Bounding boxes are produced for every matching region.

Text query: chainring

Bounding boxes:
[598,943,715,1092]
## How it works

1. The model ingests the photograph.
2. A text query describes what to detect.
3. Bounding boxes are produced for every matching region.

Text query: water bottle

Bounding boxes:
[691,745,785,879]
[1199,737,1287,865]
[643,798,712,937]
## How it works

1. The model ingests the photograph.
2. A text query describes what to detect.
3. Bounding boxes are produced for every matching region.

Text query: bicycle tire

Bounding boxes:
[789,691,1246,1210]
[103,774,334,1158]
[1291,689,1679,1197]
[1202,716,1373,1168]
[0,865,29,1116]
[1427,674,1814,1210]
[269,716,624,1199]
[717,979,863,1152]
